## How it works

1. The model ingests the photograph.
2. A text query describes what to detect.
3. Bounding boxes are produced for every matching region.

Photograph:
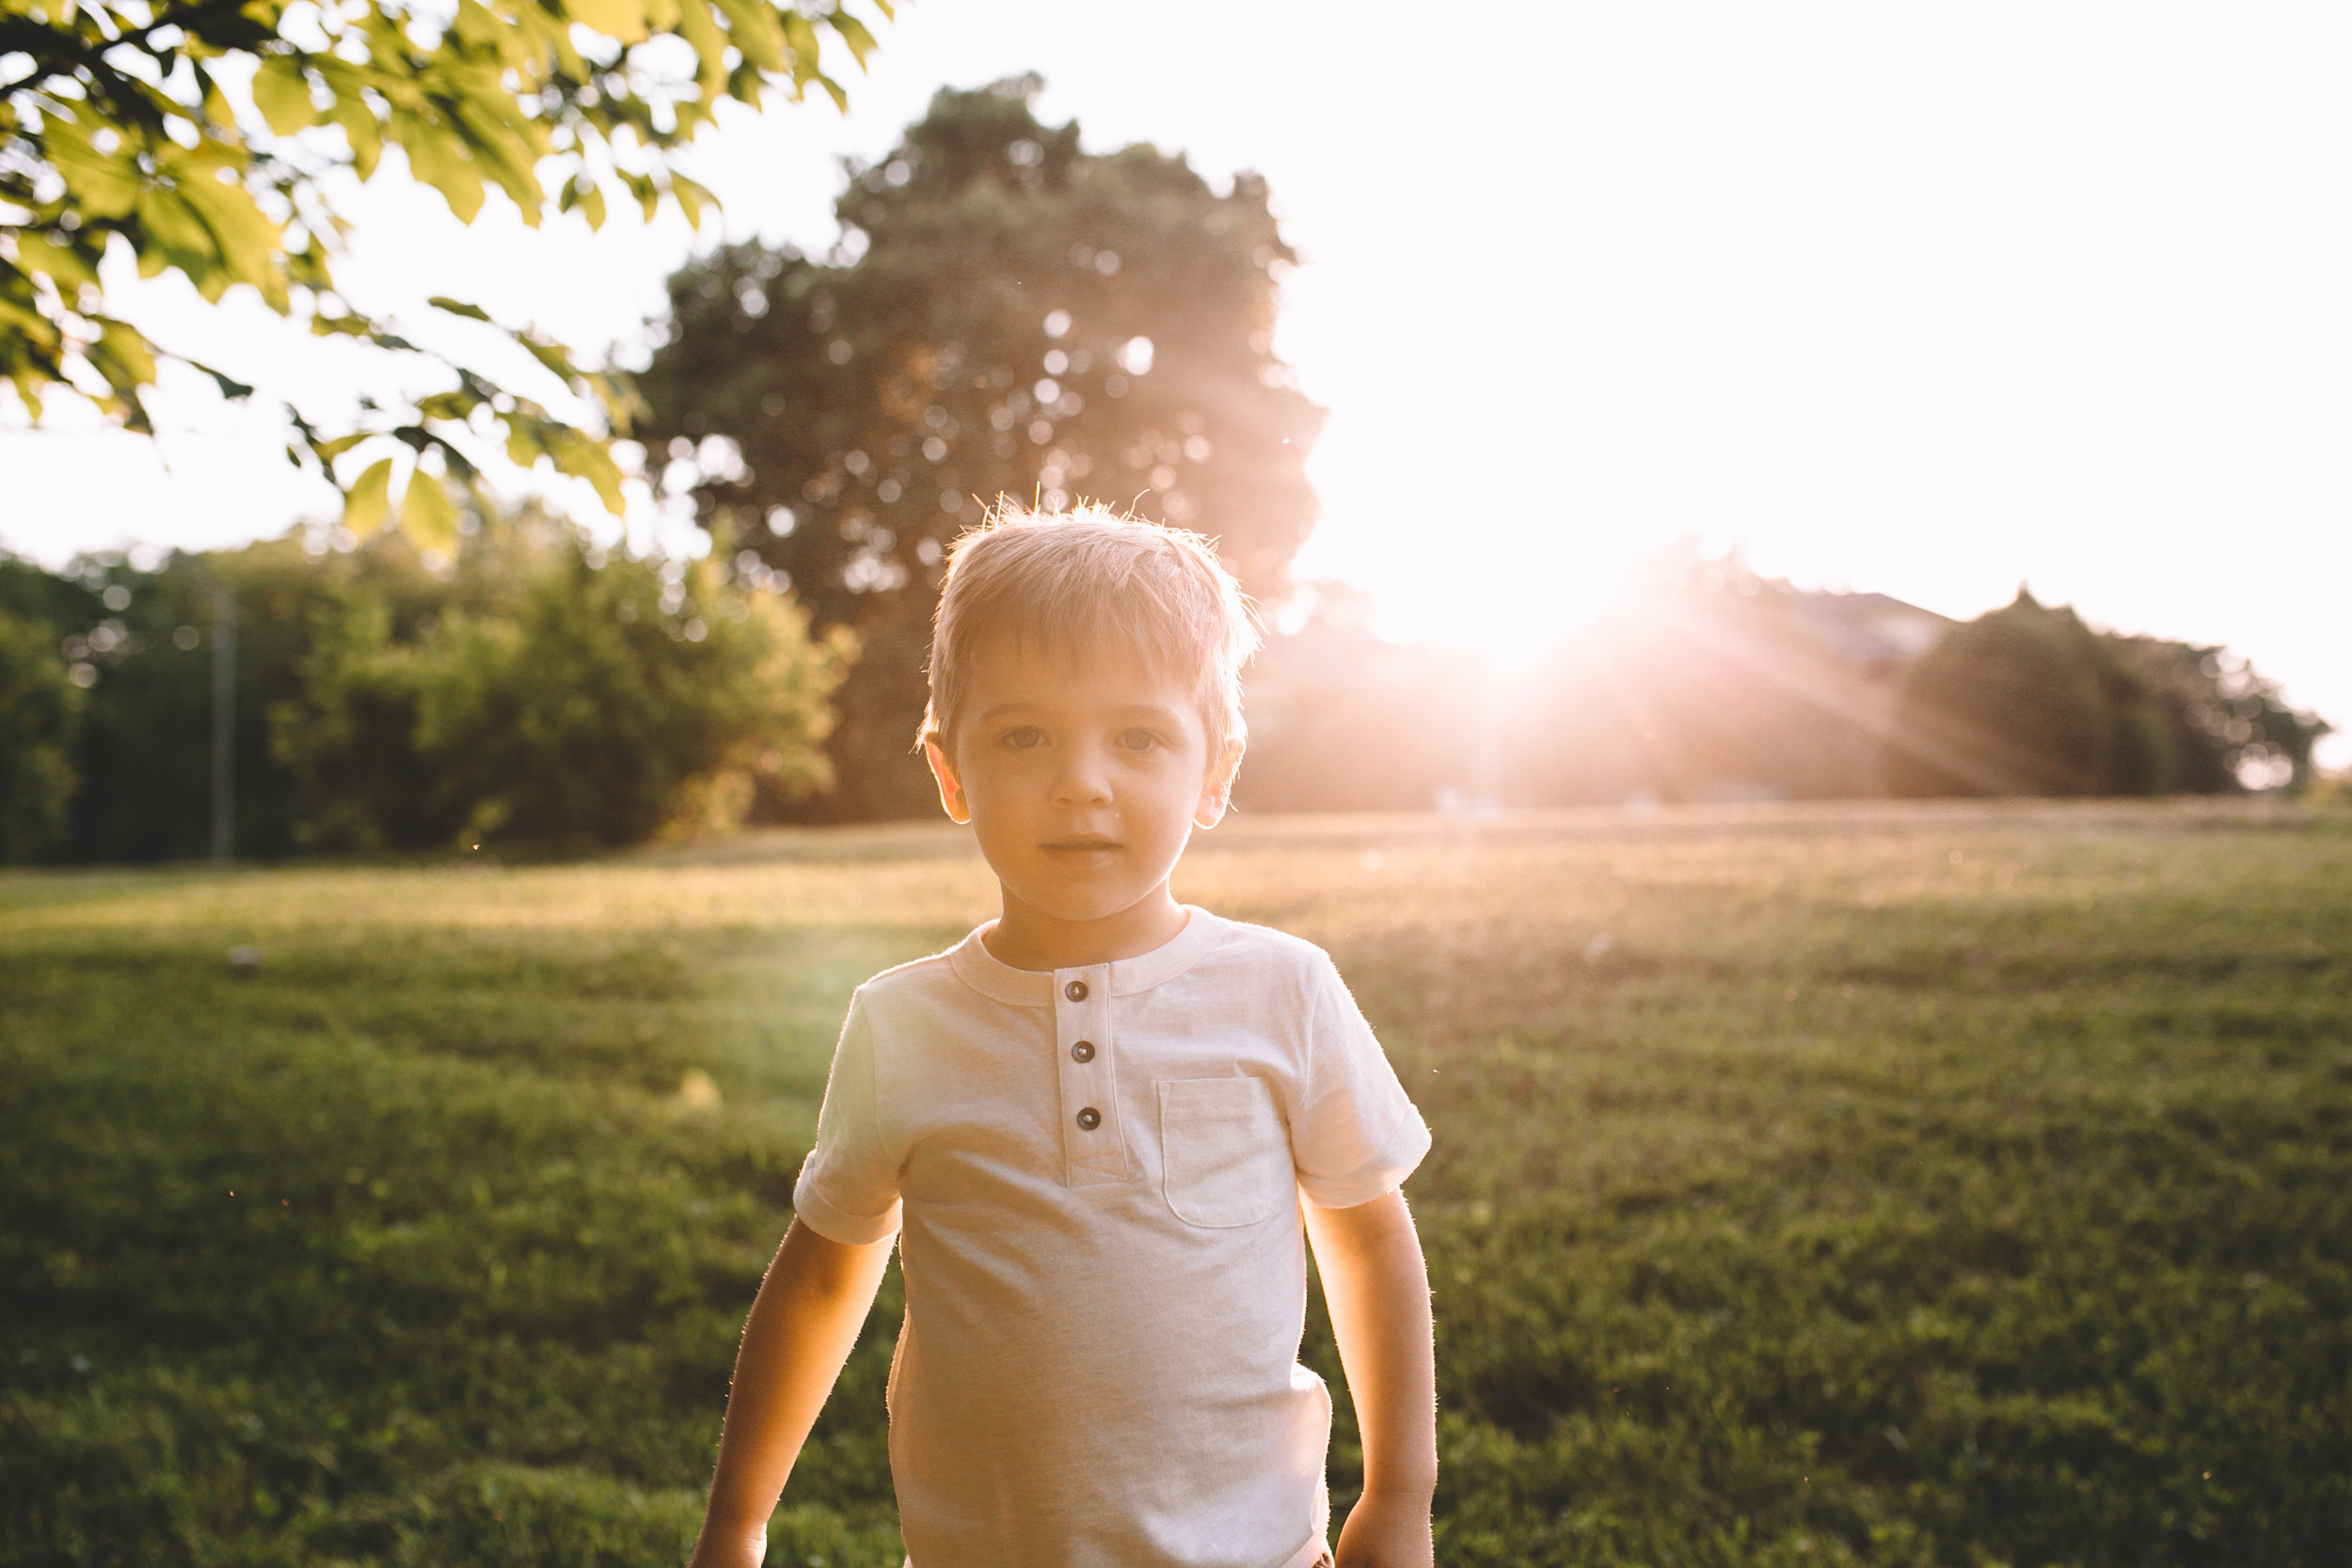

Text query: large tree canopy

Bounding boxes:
[0,0,885,548]
[637,76,1323,817]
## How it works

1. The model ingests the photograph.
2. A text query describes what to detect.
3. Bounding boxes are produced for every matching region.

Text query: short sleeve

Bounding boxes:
[791,992,905,1243]
[1290,957,1432,1208]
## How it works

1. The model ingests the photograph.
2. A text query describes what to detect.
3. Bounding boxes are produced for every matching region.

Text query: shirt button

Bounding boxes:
[1071,1040,1095,1063]
[1065,980,1089,1003]
[1075,1106,1102,1131]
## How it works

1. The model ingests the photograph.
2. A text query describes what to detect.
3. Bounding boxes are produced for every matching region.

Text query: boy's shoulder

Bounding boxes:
[1185,914,1358,1024]
[849,943,965,1008]
[1188,910,1335,978]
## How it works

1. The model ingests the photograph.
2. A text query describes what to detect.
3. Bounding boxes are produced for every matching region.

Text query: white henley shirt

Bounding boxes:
[791,907,1432,1568]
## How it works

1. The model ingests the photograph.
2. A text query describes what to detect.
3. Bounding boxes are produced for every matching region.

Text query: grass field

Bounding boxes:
[3,800,2347,1567]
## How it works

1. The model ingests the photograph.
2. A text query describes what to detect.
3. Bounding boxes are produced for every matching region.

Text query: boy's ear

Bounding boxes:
[1194,736,1245,830]
[925,739,971,825]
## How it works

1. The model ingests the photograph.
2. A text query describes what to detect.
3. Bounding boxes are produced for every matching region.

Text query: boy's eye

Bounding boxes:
[1119,728,1165,752]
[1001,726,1046,750]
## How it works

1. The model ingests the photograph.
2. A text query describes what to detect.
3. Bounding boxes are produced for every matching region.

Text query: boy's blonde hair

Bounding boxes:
[920,501,1263,768]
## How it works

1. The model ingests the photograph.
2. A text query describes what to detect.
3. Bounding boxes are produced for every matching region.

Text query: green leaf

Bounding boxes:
[6,372,46,421]
[342,457,395,535]
[622,169,661,223]
[546,426,628,515]
[668,173,717,230]
[710,0,787,73]
[451,0,517,59]
[417,389,480,421]
[91,321,159,388]
[16,233,101,295]
[403,124,487,224]
[439,87,549,217]
[518,334,581,384]
[400,470,461,553]
[324,90,384,179]
[135,185,221,271]
[829,10,879,68]
[187,358,256,400]
[197,65,238,133]
[564,0,651,44]
[504,413,549,468]
[167,157,285,293]
[252,55,319,135]
[779,10,821,80]
[0,282,64,353]
[428,296,494,322]
[674,0,731,94]
[44,117,143,219]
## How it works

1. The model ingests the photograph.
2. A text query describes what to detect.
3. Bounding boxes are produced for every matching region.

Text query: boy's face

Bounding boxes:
[927,635,1238,932]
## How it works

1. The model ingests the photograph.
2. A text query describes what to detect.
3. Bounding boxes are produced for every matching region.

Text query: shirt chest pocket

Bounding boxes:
[1158,1077,1294,1228]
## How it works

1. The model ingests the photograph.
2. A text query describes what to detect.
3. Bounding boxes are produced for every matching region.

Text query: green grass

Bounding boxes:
[3,800,2346,1566]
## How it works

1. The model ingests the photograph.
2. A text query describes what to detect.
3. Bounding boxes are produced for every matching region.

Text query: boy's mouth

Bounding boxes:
[1043,836,1120,854]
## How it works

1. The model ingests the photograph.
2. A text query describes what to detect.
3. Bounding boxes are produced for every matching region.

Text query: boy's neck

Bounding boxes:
[982,884,1191,972]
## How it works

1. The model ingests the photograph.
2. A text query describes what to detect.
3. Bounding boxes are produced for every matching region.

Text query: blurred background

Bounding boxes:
[4,1,2346,861]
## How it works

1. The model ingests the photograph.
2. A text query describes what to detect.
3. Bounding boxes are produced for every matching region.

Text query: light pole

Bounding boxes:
[210,579,235,865]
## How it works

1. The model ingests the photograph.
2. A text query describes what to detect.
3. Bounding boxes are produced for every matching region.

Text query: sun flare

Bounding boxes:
[1294,431,1644,661]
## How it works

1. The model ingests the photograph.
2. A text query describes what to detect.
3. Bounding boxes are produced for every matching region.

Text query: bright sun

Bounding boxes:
[1292,423,1642,662]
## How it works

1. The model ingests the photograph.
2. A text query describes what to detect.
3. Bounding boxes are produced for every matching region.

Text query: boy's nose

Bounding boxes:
[1049,744,1114,808]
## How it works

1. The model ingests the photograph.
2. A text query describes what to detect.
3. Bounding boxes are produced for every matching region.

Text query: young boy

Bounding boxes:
[688,505,1437,1568]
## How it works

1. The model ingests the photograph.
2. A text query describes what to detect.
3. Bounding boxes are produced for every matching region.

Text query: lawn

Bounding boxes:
[2,800,2346,1566]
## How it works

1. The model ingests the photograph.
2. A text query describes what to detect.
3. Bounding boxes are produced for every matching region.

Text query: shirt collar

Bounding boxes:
[947,906,1227,1006]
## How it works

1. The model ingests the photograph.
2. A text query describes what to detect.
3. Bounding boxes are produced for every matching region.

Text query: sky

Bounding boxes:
[5,1,2349,766]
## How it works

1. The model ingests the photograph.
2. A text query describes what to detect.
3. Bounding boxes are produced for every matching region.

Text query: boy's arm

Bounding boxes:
[688,1217,896,1568]
[1303,1189,1438,1568]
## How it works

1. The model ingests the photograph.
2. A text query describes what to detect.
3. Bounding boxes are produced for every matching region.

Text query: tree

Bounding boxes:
[1885,591,2168,798]
[2105,634,2329,793]
[1,0,887,548]
[275,532,850,848]
[636,76,1323,817]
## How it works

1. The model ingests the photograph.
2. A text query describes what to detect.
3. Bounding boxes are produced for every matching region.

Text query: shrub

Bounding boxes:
[276,538,850,850]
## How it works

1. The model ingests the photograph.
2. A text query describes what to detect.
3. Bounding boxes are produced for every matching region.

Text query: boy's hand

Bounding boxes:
[684,1522,765,1568]
[1334,1485,1436,1568]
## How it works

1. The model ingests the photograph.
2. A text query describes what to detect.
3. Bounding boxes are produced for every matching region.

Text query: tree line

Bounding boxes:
[1235,555,2328,816]
[0,517,845,863]
[4,520,2323,866]
[2,81,2328,864]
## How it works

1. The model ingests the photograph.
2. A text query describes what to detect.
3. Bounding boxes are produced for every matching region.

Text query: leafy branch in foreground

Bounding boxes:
[0,0,887,549]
